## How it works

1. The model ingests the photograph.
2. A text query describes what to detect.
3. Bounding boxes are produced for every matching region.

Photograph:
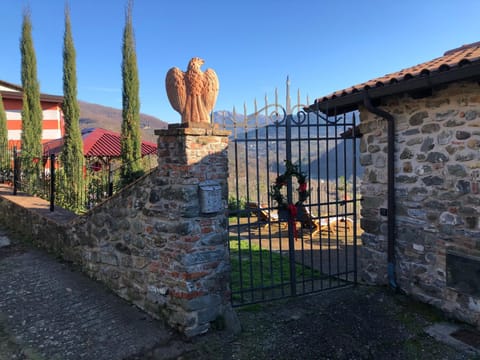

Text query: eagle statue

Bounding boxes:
[165,57,219,126]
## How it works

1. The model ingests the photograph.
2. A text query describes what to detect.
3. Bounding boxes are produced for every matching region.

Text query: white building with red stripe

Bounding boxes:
[0,80,64,148]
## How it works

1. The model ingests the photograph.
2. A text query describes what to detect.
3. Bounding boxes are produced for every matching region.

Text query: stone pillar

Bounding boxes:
[151,124,237,336]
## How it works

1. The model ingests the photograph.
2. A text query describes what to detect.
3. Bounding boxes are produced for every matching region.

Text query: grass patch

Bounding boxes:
[229,239,325,302]
[237,303,263,313]
[393,294,446,333]
[400,297,445,323]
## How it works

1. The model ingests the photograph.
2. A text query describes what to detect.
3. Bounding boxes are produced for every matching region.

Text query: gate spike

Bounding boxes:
[232,106,237,137]
[243,102,248,128]
[221,110,226,129]
[264,94,268,121]
[254,98,258,126]
[286,76,291,114]
[297,88,301,110]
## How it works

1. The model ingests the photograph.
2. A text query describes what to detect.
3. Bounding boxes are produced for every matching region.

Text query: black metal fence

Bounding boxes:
[0,143,158,213]
[221,85,361,306]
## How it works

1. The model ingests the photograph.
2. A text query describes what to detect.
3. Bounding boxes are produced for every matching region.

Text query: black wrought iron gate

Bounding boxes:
[223,85,361,306]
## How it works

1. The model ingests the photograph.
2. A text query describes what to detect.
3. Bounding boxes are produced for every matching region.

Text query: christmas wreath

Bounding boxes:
[270,160,309,210]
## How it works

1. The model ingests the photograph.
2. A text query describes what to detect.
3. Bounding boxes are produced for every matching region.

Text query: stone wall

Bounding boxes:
[359,80,480,326]
[0,125,234,337]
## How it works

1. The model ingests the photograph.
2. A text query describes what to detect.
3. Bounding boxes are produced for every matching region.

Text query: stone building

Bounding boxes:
[307,42,480,327]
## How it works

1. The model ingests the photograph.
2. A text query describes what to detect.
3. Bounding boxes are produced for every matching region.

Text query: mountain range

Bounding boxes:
[78,100,168,143]
[213,110,362,181]
[78,103,361,181]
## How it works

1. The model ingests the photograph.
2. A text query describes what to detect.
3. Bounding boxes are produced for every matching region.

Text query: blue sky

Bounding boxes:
[1,0,479,123]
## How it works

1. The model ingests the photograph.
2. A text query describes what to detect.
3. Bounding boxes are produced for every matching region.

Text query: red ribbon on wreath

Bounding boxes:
[270,161,310,242]
[298,182,307,193]
[287,203,298,241]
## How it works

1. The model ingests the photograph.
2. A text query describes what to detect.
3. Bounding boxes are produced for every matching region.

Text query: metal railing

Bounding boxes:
[0,144,158,214]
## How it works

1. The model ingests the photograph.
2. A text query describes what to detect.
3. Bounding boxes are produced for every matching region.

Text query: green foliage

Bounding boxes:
[228,196,247,212]
[337,175,346,191]
[60,5,85,205]
[85,168,110,208]
[20,8,43,188]
[121,0,142,182]
[54,167,87,213]
[270,160,309,209]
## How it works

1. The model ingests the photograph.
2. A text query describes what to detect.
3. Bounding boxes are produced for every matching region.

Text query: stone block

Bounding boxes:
[359,153,372,166]
[399,148,414,160]
[407,187,429,201]
[455,151,475,162]
[175,221,195,236]
[396,175,418,184]
[200,232,226,246]
[465,110,478,120]
[409,111,428,126]
[422,176,444,186]
[412,243,425,253]
[421,123,440,133]
[455,180,471,194]
[146,285,169,305]
[182,203,200,218]
[184,322,209,337]
[439,212,463,225]
[407,209,427,219]
[197,302,222,324]
[467,138,480,150]
[360,218,380,233]
[445,119,466,127]
[361,196,385,209]
[456,130,471,140]
[426,151,449,163]
[183,250,224,266]
[420,137,435,152]
[100,253,118,266]
[447,164,467,177]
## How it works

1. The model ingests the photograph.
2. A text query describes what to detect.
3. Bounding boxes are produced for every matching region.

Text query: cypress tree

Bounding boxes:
[121,0,142,182]
[60,5,85,209]
[20,8,43,188]
[0,94,9,172]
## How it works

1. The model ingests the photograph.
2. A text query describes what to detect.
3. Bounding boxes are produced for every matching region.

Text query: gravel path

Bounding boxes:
[182,286,479,360]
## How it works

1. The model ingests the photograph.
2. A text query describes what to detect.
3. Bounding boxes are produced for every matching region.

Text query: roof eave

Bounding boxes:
[0,80,23,92]
[307,62,480,115]
[0,90,64,103]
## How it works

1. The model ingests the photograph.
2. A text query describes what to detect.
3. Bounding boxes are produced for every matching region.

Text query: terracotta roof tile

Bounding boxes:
[313,41,480,105]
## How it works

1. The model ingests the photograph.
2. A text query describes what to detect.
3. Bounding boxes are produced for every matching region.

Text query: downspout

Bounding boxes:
[363,93,398,290]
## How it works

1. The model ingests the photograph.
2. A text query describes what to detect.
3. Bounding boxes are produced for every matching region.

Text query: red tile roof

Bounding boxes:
[309,42,480,113]
[43,128,157,158]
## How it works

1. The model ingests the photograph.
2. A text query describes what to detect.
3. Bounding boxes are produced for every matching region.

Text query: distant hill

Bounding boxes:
[213,110,363,182]
[78,100,168,143]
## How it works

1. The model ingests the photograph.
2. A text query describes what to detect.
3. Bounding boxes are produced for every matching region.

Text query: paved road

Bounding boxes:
[0,235,178,360]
